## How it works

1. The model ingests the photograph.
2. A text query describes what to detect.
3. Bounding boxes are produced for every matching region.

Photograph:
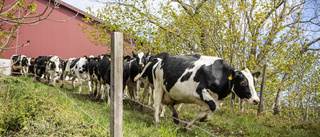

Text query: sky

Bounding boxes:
[61,0,104,13]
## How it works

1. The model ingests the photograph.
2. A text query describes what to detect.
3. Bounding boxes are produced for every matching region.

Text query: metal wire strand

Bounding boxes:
[123,94,218,137]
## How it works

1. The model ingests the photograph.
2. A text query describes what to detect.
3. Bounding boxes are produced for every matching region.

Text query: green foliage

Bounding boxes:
[79,0,320,121]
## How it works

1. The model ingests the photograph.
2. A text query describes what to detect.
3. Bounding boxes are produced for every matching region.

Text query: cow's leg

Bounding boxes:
[60,72,66,88]
[95,80,100,97]
[194,88,217,123]
[47,73,51,84]
[99,84,104,99]
[52,76,56,86]
[135,80,141,101]
[176,103,183,113]
[88,79,93,95]
[99,79,105,99]
[148,87,154,106]
[141,82,150,104]
[72,77,76,89]
[160,104,166,117]
[19,67,23,75]
[104,84,110,104]
[127,83,135,100]
[76,74,82,94]
[78,79,82,94]
[168,104,179,124]
[25,66,29,75]
[22,66,26,75]
[186,105,210,130]
[153,83,164,124]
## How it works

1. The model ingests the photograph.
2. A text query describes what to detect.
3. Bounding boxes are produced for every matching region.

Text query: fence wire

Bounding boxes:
[123,94,218,137]
[8,71,110,134]
[7,71,217,136]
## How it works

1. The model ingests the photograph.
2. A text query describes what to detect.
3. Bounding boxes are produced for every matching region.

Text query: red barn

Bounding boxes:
[1,0,133,59]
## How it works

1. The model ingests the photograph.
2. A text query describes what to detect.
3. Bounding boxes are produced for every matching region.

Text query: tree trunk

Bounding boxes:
[273,70,291,115]
[257,64,267,115]
[273,87,282,115]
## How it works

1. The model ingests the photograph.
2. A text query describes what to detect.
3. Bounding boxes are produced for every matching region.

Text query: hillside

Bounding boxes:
[1,74,319,136]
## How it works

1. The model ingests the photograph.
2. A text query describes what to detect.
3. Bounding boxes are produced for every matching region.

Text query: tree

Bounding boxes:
[81,0,320,120]
[0,0,60,56]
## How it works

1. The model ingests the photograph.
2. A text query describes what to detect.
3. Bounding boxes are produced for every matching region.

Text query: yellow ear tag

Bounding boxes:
[49,62,52,64]
[95,59,98,61]
[84,57,87,59]
[254,77,258,81]
[228,75,233,80]
[44,61,47,63]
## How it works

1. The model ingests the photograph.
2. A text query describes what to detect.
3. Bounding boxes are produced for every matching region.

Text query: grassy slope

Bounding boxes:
[0,74,319,136]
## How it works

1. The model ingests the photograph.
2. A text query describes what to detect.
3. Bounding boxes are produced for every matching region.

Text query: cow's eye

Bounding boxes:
[240,81,247,86]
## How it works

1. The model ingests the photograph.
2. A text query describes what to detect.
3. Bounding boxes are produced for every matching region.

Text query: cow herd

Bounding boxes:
[10,52,261,130]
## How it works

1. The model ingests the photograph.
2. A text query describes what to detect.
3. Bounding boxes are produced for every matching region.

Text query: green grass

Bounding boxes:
[0,74,319,136]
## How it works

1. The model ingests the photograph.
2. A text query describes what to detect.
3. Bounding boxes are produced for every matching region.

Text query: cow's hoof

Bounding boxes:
[183,127,190,132]
[200,115,210,122]
[173,114,179,124]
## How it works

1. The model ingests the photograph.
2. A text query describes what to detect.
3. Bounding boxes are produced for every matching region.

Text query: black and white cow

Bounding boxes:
[87,54,108,97]
[134,52,182,116]
[34,56,51,81]
[28,58,35,75]
[11,55,33,75]
[134,52,170,105]
[46,55,63,86]
[60,56,89,94]
[97,55,131,103]
[126,51,149,101]
[146,54,260,129]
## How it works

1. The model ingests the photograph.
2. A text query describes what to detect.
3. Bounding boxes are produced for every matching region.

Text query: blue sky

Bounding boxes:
[61,0,103,12]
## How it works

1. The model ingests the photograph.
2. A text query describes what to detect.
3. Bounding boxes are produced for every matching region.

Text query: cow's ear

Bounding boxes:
[132,51,137,58]
[252,71,261,80]
[124,55,131,61]
[145,52,150,57]
[228,70,235,80]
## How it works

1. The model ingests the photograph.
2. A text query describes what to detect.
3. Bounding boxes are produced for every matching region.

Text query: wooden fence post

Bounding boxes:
[258,64,267,116]
[110,32,123,137]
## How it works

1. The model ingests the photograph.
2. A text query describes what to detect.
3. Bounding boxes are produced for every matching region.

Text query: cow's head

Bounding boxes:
[27,57,33,66]
[230,68,261,105]
[79,57,89,74]
[48,61,56,70]
[132,51,149,69]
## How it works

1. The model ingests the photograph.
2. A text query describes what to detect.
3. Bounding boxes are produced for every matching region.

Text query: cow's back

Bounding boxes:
[156,55,230,102]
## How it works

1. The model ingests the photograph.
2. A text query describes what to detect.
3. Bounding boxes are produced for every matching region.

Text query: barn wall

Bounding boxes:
[1,0,132,60]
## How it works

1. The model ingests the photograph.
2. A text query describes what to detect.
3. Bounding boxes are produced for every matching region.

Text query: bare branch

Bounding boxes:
[301,37,320,54]
[0,1,19,15]
[306,48,320,51]
[1,40,30,50]
[46,12,79,23]
[261,1,285,25]
[174,0,193,16]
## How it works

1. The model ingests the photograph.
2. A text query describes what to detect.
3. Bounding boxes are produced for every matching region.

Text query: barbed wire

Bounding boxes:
[52,85,110,133]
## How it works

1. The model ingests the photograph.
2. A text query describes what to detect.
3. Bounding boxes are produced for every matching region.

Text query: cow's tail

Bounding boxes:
[134,58,158,82]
